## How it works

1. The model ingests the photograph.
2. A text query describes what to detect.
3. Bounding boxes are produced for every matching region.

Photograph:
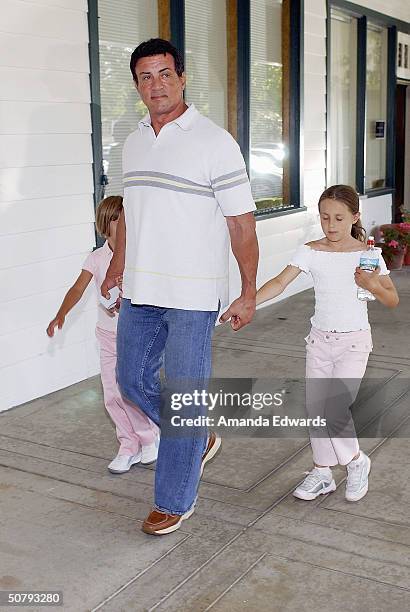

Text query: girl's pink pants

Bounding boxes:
[305,326,372,466]
[96,326,158,455]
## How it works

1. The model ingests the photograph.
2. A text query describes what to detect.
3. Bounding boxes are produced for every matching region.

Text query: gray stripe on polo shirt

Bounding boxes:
[123,180,216,198]
[211,168,247,186]
[123,170,211,190]
[212,176,250,192]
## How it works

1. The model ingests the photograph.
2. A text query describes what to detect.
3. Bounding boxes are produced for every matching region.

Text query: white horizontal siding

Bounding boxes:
[0,253,93,301]
[305,72,326,95]
[1,0,96,411]
[0,32,89,73]
[0,164,93,202]
[0,339,99,413]
[0,305,96,369]
[305,32,326,56]
[0,67,90,102]
[0,288,96,340]
[304,0,327,214]
[1,194,94,236]
[304,149,326,172]
[0,101,91,134]
[305,11,326,37]
[304,52,327,76]
[19,0,87,11]
[2,0,88,41]
[1,224,95,269]
[304,130,326,150]
[0,135,93,168]
[305,0,326,18]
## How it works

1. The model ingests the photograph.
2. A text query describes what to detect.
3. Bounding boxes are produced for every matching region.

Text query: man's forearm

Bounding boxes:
[227,213,258,297]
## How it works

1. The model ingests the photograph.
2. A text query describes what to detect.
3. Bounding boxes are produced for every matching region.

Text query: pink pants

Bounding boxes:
[96,326,158,455]
[305,326,372,466]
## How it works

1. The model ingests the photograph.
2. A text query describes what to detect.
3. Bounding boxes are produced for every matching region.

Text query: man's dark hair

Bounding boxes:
[130,38,184,83]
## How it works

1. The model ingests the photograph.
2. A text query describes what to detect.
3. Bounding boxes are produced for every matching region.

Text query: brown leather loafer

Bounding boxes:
[142,506,195,535]
[200,431,222,476]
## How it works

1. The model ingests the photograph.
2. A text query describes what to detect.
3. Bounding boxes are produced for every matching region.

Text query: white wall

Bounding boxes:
[359,0,410,23]
[359,194,393,235]
[0,0,99,411]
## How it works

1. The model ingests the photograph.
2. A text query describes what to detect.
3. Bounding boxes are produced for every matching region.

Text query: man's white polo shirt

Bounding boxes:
[121,104,256,311]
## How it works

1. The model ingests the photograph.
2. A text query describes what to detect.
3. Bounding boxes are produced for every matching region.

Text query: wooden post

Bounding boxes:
[227,0,238,140]
[158,0,171,41]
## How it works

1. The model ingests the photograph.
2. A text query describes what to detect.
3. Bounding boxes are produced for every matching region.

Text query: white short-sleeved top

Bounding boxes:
[121,104,256,311]
[82,241,118,332]
[289,244,390,332]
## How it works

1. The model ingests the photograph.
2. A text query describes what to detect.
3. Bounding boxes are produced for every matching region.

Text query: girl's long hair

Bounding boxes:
[318,185,366,242]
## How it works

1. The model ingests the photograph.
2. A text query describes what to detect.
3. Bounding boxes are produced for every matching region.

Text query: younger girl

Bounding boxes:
[47,196,159,473]
[256,185,399,502]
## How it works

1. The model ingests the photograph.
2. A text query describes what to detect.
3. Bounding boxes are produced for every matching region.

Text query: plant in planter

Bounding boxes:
[399,206,410,224]
[402,231,410,266]
[377,226,408,270]
[398,209,410,265]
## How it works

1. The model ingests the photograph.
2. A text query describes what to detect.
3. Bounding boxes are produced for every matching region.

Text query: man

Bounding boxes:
[101,38,258,535]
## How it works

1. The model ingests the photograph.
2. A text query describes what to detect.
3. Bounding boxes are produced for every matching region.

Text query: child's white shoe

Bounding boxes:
[108,452,141,473]
[345,451,371,501]
[141,436,159,464]
[293,467,336,500]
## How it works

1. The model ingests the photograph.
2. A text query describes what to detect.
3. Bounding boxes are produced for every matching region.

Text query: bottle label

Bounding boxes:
[359,256,378,272]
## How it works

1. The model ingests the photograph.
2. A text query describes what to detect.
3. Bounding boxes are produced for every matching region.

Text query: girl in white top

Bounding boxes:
[47,196,158,474]
[256,185,399,502]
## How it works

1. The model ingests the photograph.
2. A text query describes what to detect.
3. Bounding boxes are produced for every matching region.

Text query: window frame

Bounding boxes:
[235,0,305,219]
[87,0,104,246]
[328,0,410,198]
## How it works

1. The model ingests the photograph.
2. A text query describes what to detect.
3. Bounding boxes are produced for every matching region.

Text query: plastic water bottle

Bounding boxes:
[357,236,379,301]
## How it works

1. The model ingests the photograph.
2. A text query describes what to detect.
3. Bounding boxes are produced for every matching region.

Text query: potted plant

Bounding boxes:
[398,208,410,265]
[377,226,408,270]
[403,231,410,267]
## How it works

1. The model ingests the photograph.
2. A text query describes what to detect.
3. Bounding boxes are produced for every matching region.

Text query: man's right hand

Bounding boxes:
[101,268,122,299]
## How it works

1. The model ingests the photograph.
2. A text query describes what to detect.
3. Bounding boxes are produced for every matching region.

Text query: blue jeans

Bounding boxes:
[116,299,218,514]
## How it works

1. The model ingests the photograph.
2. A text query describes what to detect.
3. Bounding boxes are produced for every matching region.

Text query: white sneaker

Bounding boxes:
[293,467,336,500]
[141,436,159,465]
[345,451,371,502]
[108,452,141,474]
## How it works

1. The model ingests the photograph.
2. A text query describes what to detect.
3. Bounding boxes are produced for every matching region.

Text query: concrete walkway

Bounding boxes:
[1,270,409,611]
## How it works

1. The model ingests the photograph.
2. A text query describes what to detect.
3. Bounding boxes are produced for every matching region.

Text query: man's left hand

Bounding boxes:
[219,295,256,331]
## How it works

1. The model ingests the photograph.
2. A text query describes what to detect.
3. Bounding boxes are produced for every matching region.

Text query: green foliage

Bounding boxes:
[250,63,282,144]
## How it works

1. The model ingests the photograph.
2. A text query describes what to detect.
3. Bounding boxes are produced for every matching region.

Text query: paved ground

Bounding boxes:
[1,269,409,612]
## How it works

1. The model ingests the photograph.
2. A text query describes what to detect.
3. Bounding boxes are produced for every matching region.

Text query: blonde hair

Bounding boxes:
[95,196,123,238]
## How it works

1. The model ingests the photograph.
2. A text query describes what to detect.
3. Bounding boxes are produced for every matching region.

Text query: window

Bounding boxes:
[98,0,158,197]
[329,9,357,186]
[89,0,302,219]
[365,23,388,191]
[329,3,399,196]
[249,0,284,210]
[184,0,228,129]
